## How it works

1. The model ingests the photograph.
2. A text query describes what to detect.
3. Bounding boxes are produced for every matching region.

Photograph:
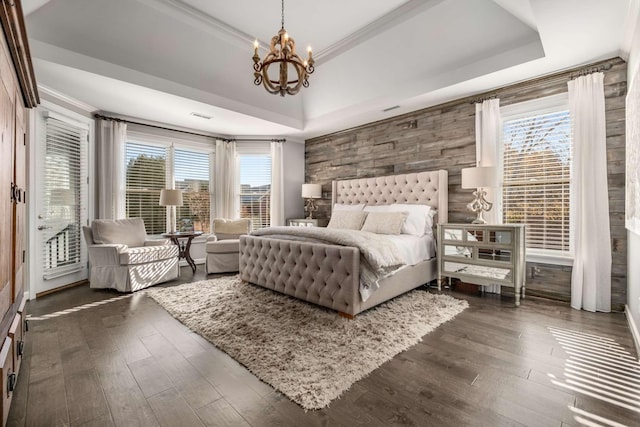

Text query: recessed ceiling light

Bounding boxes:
[382,105,400,112]
[190,112,213,119]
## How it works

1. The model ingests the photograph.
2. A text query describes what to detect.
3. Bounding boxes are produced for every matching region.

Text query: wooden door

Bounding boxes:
[12,97,26,302]
[0,79,13,320]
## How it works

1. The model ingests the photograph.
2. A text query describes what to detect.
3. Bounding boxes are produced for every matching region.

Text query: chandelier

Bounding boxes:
[252,0,315,97]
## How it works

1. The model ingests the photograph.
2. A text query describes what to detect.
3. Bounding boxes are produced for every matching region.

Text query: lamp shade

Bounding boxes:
[301,183,321,199]
[461,166,498,189]
[159,189,183,206]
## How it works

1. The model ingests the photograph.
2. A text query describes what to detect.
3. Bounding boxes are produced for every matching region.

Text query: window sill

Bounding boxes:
[526,250,573,267]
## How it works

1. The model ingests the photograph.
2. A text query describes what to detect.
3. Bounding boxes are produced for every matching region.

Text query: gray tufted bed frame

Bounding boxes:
[239,170,448,317]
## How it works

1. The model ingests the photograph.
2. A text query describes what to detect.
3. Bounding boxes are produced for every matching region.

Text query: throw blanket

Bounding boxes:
[251,226,406,301]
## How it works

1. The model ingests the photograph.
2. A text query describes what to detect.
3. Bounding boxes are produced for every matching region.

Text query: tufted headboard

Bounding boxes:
[330,170,448,224]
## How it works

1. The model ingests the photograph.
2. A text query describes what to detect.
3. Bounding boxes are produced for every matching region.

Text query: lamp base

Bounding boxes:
[467,188,492,224]
[304,198,318,220]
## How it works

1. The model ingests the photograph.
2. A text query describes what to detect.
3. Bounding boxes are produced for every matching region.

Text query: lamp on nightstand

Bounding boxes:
[301,183,321,219]
[461,166,498,224]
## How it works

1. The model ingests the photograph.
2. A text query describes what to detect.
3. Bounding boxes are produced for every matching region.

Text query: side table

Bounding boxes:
[161,231,203,273]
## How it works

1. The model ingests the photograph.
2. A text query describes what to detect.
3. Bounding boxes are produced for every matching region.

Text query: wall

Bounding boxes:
[306,57,627,310]
[283,141,306,221]
[627,5,640,342]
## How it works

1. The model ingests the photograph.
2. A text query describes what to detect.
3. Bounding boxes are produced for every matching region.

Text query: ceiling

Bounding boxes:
[24,0,633,140]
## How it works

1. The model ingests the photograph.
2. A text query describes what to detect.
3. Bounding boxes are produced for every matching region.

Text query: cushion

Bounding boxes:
[333,203,365,211]
[206,239,240,254]
[361,212,408,234]
[213,218,250,236]
[119,244,178,265]
[92,218,147,247]
[327,211,368,230]
[390,203,431,237]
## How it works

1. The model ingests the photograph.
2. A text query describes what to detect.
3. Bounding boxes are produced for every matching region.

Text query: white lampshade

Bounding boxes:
[461,166,498,189]
[301,183,322,199]
[159,189,183,206]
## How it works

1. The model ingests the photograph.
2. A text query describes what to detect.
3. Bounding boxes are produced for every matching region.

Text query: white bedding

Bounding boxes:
[384,233,436,266]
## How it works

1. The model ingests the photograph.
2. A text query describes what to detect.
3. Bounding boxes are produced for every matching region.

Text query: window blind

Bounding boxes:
[239,154,271,230]
[175,148,211,233]
[502,109,572,254]
[42,117,87,277]
[125,142,167,235]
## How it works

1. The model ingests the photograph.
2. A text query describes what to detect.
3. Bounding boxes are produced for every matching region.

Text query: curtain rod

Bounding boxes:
[468,60,617,104]
[94,114,286,143]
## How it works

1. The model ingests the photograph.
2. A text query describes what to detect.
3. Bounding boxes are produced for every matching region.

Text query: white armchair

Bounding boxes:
[83,218,179,292]
[205,218,251,274]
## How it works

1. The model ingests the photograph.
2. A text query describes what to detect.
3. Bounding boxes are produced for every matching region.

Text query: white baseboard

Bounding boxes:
[625,304,640,360]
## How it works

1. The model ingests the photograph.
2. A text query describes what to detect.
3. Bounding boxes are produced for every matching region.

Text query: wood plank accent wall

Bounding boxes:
[305,57,627,311]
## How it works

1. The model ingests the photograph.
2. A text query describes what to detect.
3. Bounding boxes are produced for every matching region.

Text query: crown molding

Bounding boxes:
[137,0,258,49]
[139,0,445,62]
[314,0,446,63]
[38,84,97,112]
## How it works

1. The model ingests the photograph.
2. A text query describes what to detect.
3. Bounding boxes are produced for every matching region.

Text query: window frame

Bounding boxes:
[124,131,214,236]
[500,93,574,266]
[236,143,272,231]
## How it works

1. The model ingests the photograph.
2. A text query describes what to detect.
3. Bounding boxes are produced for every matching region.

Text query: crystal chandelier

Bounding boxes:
[252,0,315,97]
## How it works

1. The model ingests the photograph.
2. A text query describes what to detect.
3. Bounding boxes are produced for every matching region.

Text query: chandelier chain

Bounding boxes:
[281,0,284,29]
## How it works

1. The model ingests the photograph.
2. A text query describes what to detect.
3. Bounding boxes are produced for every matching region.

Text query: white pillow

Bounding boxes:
[390,204,431,237]
[361,212,407,234]
[327,211,368,230]
[333,203,365,212]
[363,205,394,212]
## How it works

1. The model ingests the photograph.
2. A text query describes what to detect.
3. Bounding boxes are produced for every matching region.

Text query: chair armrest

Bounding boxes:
[87,244,128,266]
[206,235,219,243]
[144,238,171,246]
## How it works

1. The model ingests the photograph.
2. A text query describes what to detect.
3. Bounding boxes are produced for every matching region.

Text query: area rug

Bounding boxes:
[145,276,468,410]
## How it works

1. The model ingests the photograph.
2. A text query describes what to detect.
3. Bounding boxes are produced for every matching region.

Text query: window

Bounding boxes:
[125,142,167,235]
[175,149,211,233]
[238,153,271,230]
[501,95,573,259]
[125,139,212,235]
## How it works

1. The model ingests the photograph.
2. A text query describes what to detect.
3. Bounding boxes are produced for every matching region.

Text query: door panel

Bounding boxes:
[33,112,89,294]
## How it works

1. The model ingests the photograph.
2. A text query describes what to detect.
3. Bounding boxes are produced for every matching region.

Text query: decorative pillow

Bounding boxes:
[214,218,251,240]
[390,203,431,237]
[425,209,437,235]
[92,218,147,247]
[360,212,408,235]
[327,211,368,230]
[333,203,365,211]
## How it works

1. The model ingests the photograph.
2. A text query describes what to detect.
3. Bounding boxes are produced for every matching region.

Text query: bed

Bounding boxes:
[239,170,448,316]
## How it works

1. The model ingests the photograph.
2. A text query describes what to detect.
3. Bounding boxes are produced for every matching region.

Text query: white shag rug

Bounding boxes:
[146,276,468,410]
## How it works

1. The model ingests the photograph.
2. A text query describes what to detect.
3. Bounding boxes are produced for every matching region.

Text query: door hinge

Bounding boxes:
[22,250,25,263]
[23,133,26,146]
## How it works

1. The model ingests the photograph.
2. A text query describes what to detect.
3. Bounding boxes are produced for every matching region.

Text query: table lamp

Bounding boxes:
[461,166,498,224]
[301,183,321,219]
[159,189,183,233]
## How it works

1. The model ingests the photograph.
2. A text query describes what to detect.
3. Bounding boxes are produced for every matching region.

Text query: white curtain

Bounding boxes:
[475,98,502,293]
[96,119,126,219]
[569,72,611,312]
[214,140,237,219]
[270,141,284,226]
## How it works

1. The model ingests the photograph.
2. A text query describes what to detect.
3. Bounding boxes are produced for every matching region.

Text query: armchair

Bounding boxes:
[205,218,251,274]
[83,218,179,292]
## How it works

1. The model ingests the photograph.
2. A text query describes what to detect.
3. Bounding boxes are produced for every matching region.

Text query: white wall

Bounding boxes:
[627,3,640,347]
[283,141,305,221]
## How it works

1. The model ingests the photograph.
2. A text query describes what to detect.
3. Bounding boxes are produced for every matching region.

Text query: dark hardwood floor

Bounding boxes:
[8,266,640,426]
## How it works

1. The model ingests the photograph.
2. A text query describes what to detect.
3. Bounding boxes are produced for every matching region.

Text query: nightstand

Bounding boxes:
[287,218,329,227]
[437,223,526,306]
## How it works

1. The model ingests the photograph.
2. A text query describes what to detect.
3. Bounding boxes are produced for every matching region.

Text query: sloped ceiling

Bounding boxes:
[24,0,630,139]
